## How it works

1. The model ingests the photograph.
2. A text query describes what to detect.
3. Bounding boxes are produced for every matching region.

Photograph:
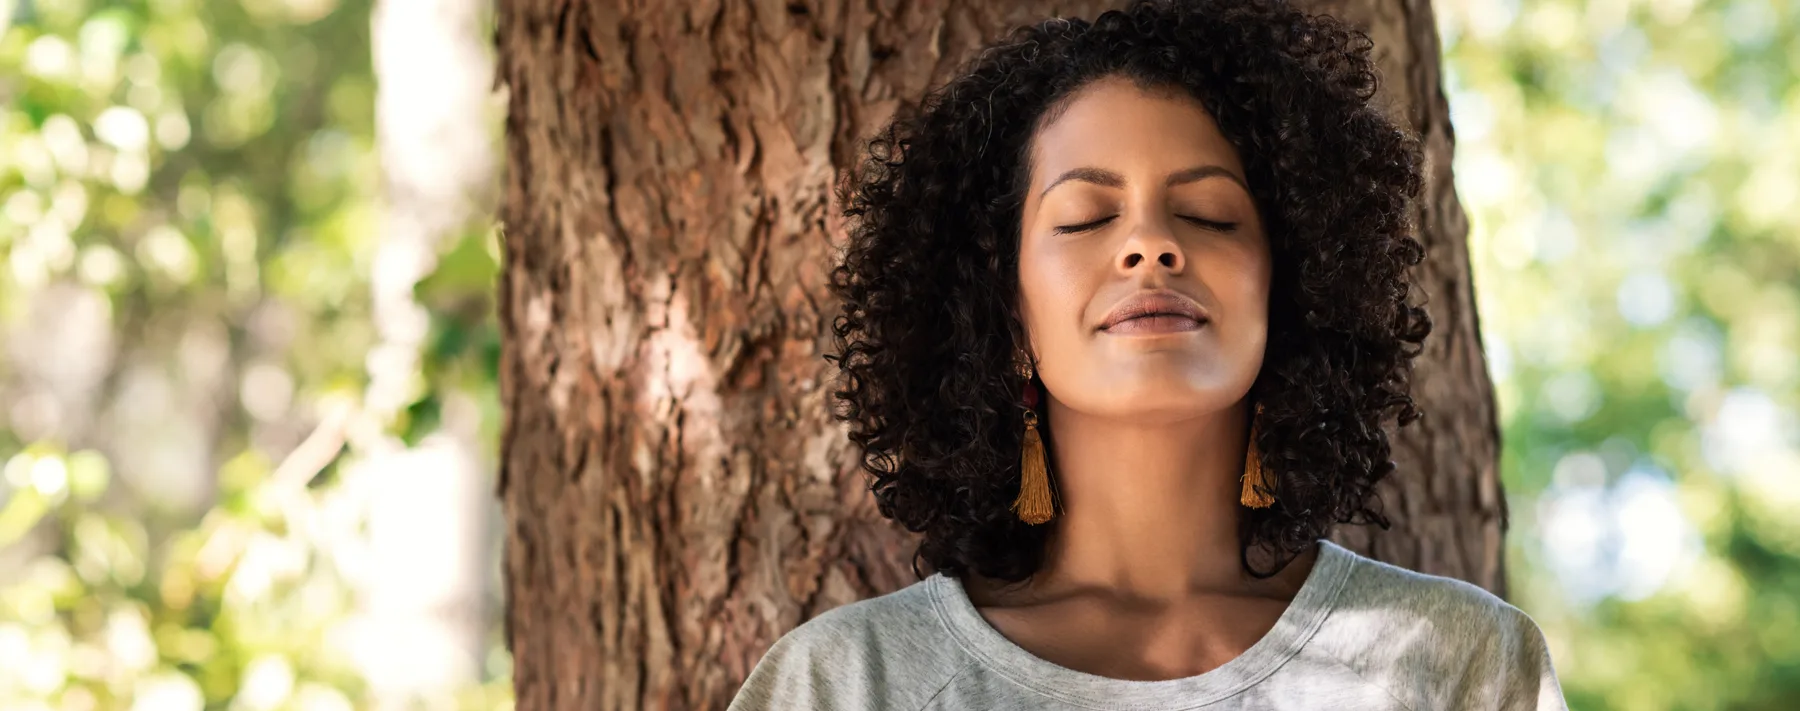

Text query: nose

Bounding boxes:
[1117,221,1185,274]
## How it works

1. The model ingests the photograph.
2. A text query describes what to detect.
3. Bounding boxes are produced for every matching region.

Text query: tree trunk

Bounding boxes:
[1303,0,1506,597]
[493,0,1499,709]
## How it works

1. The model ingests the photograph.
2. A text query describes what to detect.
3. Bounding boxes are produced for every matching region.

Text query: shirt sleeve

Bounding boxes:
[725,590,965,711]
[726,632,829,711]
[1451,604,1569,711]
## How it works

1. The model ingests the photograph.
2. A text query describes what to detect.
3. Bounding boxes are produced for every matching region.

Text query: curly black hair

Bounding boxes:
[824,0,1431,583]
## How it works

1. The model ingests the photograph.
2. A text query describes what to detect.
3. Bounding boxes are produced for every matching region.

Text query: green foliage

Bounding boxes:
[406,224,501,448]
[3,0,1795,708]
[0,0,505,707]
[1443,0,1800,707]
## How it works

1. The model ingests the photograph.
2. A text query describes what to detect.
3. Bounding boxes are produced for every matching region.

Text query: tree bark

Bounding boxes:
[493,1,1499,710]
[1306,0,1506,596]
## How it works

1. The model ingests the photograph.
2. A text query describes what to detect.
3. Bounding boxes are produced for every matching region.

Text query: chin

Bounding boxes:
[1077,388,1233,424]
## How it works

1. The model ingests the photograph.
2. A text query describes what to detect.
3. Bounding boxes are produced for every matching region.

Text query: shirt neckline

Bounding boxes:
[927,538,1358,710]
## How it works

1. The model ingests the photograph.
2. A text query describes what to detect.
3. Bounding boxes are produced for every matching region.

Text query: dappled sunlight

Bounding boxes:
[1,0,1794,707]
[0,0,507,707]
[1445,0,1800,704]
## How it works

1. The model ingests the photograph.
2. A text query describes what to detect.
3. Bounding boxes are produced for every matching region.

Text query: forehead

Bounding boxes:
[1026,78,1245,188]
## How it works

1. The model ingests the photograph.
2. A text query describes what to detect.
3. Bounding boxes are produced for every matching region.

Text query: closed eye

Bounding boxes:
[1051,215,1239,235]
[1052,216,1115,235]
[1180,215,1239,232]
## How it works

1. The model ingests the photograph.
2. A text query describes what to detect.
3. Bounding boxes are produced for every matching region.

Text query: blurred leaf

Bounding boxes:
[399,393,441,448]
[0,487,51,545]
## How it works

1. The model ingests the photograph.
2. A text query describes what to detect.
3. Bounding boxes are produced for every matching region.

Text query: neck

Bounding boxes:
[1031,398,1258,603]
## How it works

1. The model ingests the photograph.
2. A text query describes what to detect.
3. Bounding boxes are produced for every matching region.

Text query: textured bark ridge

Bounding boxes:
[494,1,1497,709]
[1310,0,1506,597]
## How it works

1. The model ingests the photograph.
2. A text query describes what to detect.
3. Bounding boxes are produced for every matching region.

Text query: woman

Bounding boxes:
[730,0,1566,708]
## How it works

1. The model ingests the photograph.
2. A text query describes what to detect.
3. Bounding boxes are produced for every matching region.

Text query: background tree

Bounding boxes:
[3,0,1794,709]
[493,0,1497,709]
[0,0,511,708]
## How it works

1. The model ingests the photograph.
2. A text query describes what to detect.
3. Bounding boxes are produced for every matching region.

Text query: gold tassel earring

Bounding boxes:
[1013,354,1055,524]
[1241,403,1275,508]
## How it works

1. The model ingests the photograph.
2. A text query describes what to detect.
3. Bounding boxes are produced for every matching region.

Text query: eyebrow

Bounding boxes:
[1038,164,1249,200]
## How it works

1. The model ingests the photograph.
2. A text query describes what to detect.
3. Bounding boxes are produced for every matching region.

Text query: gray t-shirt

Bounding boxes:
[727,539,1567,710]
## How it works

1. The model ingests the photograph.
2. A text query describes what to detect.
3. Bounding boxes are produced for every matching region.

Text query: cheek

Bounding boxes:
[1224,255,1271,309]
[1204,242,1273,333]
[1145,236,1260,351]
[1018,241,1099,336]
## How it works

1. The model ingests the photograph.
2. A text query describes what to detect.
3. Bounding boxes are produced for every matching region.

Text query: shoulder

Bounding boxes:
[727,575,967,711]
[1336,550,1536,635]
[1310,546,1567,710]
[762,574,948,663]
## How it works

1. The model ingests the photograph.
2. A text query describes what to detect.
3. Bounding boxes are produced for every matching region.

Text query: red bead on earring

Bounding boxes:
[1022,380,1039,409]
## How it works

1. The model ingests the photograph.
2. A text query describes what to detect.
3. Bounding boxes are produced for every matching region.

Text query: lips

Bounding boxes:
[1098,291,1209,333]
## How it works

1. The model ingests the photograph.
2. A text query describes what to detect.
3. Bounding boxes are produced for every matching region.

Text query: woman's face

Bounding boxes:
[1017,76,1271,424]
